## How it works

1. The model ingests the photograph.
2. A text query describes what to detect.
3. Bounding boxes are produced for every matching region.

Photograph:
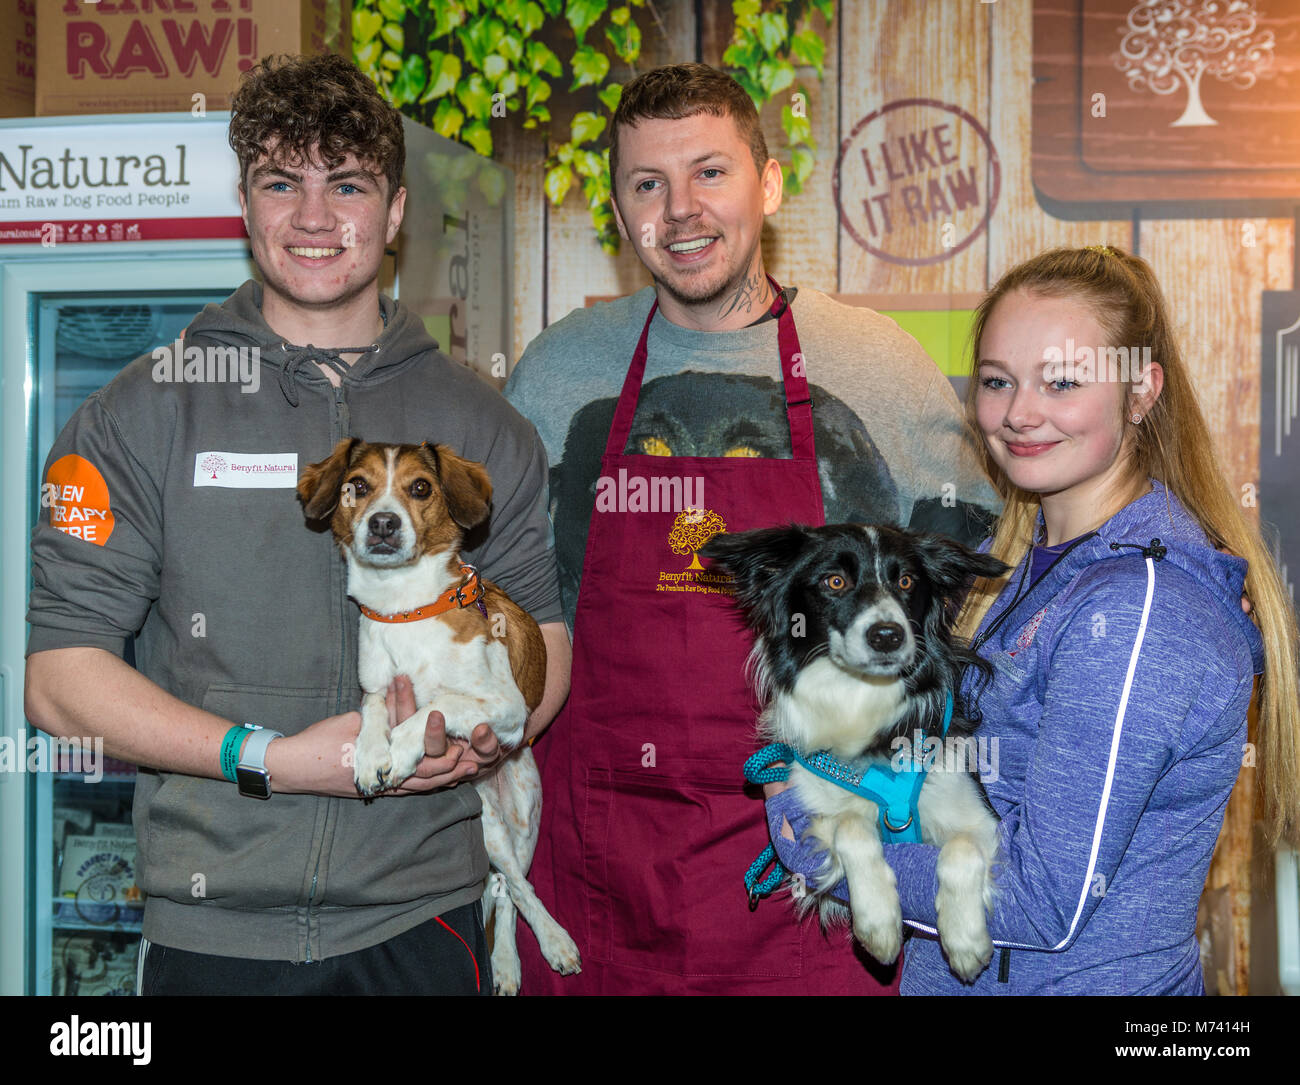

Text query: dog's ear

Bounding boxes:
[426,443,493,530]
[912,533,1011,594]
[298,437,361,520]
[699,524,811,601]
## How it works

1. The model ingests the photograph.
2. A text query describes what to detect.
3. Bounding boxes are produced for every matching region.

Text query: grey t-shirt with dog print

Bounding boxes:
[505,284,1000,626]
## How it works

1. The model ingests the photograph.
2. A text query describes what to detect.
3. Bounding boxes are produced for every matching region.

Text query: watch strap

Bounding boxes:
[237,724,283,771]
[235,724,284,798]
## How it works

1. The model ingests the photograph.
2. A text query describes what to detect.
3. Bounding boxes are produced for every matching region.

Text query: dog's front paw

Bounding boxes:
[385,719,427,789]
[353,730,394,797]
[852,903,903,965]
[936,836,995,982]
[941,924,994,983]
[493,714,526,752]
[854,922,903,966]
[936,882,994,981]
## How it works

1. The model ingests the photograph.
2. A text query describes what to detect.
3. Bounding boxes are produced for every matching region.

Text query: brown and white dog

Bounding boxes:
[298,438,581,994]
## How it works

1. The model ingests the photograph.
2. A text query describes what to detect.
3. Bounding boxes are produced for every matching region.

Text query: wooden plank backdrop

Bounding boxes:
[488,0,1294,994]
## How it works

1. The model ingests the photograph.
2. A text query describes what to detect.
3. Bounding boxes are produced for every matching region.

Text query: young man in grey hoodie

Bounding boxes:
[24,54,570,995]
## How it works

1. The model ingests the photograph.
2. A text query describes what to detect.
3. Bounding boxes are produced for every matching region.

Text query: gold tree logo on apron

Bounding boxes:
[669,507,725,570]
[658,508,733,595]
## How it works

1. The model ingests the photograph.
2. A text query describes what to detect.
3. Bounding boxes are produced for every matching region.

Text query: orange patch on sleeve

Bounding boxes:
[45,454,115,546]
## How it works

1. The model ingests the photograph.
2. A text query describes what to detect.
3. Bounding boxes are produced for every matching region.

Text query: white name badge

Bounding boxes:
[193,452,298,489]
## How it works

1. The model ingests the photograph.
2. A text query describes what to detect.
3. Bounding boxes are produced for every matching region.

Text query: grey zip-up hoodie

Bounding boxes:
[28,281,562,962]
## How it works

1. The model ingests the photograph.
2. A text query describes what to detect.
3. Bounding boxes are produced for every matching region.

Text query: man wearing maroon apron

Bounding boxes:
[511,64,901,994]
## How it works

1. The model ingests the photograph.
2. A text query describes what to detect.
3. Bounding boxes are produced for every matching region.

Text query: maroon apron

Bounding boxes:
[517,283,901,994]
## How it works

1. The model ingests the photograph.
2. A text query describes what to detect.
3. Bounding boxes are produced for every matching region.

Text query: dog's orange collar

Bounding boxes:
[357,563,485,623]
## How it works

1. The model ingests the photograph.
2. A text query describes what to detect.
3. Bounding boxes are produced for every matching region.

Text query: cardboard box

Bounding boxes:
[0,1,36,118]
[59,825,138,900]
[37,0,351,117]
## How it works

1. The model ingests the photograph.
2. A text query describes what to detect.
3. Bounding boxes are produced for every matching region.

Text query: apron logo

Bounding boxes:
[595,468,704,513]
[668,508,726,570]
[658,508,734,595]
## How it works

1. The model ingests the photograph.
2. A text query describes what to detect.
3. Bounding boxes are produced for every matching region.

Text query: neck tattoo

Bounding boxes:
[716,267,770,320]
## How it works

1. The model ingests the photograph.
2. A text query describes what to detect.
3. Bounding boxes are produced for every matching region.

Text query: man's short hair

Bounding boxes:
[229,54,405,202]
[608,63,769,186]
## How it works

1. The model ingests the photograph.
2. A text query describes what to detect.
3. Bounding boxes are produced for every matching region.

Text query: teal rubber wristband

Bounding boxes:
[219,725,251,783]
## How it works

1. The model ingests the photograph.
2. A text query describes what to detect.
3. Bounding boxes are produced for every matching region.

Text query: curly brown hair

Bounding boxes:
[228,54,405,203]
[608,63,768,188]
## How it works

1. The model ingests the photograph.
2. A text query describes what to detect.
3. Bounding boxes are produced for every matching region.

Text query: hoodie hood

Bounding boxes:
[1015,480,1265,674]
[182,280,439,406]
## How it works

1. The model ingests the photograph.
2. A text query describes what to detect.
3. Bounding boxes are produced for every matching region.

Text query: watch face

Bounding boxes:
[235,766,272,800]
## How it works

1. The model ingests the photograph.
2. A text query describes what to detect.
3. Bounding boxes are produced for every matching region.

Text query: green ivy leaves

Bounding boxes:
[353,0,833,251]
[571,110,606,144]
[724,0,831,196]
[566,0,605,42]
[355,0,551,159]
[569,44,611,90]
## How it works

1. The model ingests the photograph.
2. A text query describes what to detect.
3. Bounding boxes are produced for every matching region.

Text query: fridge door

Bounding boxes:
[0,249,254,995]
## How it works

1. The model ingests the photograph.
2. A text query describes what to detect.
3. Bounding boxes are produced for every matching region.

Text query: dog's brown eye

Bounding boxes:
[824,574,847,591]
[347,477,369,498]
[410,478,432,499]
[899,574,914,591]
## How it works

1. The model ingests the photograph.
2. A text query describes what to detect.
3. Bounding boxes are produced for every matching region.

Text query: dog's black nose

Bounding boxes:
[368,512,400,539]
[866,622,905,653]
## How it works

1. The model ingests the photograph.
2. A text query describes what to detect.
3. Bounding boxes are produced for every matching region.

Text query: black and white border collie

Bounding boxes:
[700,523,1010,982]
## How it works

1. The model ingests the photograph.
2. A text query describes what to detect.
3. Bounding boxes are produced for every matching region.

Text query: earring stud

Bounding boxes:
[1131,413,1142,424]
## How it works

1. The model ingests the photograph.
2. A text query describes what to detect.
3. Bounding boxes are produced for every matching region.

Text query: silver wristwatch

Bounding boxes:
[236,724,284,800]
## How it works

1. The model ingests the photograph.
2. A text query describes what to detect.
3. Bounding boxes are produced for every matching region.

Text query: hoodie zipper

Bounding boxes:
[332,383,351,715]
[975,530,1095,985]
[304,384,353,964]
[972,531,1098,654]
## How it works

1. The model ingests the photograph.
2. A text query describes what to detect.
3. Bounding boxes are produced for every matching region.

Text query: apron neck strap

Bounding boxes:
[772,278,814,461]
[605,276,814,460]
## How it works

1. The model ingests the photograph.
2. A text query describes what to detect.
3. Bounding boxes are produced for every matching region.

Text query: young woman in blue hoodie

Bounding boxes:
[766,246,1300,993]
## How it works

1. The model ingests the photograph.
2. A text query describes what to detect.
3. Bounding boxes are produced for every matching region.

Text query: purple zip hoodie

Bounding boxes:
[888,481,1264,993]
[766,481,1263,992]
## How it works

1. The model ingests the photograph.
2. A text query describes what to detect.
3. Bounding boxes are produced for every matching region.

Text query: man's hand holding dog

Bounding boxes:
[266,674,502,797]
[383,673,505,790]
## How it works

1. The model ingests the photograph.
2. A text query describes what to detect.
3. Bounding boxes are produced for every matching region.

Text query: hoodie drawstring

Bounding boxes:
[276,342,378,407]
[1109,538,1167,562]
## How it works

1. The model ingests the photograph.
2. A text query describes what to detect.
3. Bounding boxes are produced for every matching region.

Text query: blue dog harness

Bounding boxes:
[742,691,954,907]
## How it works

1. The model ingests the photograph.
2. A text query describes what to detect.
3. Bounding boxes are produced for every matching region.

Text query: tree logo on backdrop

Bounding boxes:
[1114,0,1276,128]
[833,98,1000,266]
